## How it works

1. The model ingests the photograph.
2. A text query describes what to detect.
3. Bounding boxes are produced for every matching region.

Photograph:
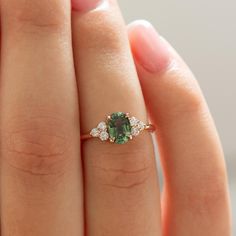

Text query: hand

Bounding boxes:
[0,0,231,235]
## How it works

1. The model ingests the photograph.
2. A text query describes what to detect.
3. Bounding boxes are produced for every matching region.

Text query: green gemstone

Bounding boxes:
[107,112,131,144]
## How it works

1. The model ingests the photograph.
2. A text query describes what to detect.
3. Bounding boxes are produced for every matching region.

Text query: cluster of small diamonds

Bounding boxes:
[129,117,146,137]
[90,122,109,141]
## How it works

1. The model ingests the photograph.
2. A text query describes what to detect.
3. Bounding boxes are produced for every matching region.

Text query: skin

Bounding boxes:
[0,0,231,235]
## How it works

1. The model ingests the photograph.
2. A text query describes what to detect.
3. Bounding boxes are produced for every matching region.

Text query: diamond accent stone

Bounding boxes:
[137,121,145,130]
[90,128,100,137]
[131,127,140,136]
[97,121,107,131]
[99,131,109,141]
[129,117,146,138]
[129,117,139,126]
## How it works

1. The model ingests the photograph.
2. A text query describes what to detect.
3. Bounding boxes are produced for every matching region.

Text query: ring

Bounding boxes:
[81,112,156,144]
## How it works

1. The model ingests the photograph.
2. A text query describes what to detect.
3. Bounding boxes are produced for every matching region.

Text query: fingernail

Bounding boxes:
[72,0,104,12]
[128,20,170,73]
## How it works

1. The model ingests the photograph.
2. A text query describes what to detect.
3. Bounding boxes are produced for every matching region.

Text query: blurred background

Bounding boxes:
[119,0,236,233]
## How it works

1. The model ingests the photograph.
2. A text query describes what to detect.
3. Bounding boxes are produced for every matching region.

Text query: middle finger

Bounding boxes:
[0,0,83,235]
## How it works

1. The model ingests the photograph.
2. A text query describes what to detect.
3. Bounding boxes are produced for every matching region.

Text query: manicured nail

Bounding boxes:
[128,20,170,73]
[72,0,104,12]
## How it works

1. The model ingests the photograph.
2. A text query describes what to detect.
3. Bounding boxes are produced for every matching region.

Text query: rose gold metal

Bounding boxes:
[145,124,156,132]
[81,134,92,140]
[109,137,115,143]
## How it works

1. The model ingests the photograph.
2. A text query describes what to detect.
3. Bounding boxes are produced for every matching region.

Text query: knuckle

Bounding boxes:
[78,11,126,53]
[2,115,72,176]
[3,0,68,34]
[87,140,155,190]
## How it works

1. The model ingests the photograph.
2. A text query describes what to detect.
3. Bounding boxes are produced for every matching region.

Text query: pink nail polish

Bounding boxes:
[128,20,170,73]
[72,0,103,12]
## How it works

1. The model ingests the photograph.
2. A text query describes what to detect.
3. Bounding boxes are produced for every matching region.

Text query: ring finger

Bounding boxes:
[72,0,161,235]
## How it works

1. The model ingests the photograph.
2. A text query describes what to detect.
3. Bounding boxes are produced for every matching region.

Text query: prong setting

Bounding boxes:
[109,137,115,143]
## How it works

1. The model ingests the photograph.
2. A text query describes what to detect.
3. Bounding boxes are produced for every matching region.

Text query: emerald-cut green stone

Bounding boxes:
[107,112,131,144]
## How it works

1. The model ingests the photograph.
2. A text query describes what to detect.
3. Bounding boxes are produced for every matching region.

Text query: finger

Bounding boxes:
[72,1,161,235]
[0,1,83,235]
[128,20,231,236]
